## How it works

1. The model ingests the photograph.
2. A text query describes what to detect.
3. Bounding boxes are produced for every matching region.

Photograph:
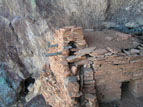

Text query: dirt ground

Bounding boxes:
[84,30,139,49]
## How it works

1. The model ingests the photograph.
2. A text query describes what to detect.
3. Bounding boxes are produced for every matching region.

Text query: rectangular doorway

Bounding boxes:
[121,81,130,99]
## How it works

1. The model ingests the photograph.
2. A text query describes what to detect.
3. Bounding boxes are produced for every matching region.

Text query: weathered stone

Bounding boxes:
[84,93,98,107]
[84,80,96,85]
[103,22,118,28]
[123,49,130,55]
[116,32,131,41]
[140,50,143,55]
[67,55,85,63]
[75,47,96,56]
[130,49,140,54]
[105,36,113,41]
[129,79,143,98]
[104,52,112,56]
[26,79,41,102]
[0,63,22,106]
[84,30,138,51]
[37,0,143,30]
[0,1,51,105]
[83,87,96,94]
[125,22,138,28]
[106,47,119,54]
[90,49,107,56]
[84,93,97,101]
[24,95,48,107]
[74,59,90,66]
[40,27,87,107]
[64,76,80,97]
[71,66,78,75]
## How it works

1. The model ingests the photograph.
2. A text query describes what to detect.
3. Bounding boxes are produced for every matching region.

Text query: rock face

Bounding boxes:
[0,0,50,106]
[36,0,143,29]
[24,95,48,107]
[0,64,18,106]
[108,0,143,26]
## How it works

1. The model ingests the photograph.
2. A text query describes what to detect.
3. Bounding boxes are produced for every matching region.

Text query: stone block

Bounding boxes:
[75,47,96,56]
[67,55,85,63]
[129,79,143,98]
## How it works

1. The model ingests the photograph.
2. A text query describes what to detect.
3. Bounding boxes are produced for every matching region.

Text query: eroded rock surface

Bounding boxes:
[0,0,50,106]
[24,95,48,107]
[36,0,143,30]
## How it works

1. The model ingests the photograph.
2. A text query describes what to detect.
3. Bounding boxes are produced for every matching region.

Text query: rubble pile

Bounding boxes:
[40,27,143,107]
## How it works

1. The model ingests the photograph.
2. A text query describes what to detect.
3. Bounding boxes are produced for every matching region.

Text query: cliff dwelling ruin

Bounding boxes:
[1,0,143,107]
[39,26,143,107]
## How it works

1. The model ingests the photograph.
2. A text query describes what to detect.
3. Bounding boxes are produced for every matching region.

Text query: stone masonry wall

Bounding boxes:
[40,27,98,107]
[40,26,143,106]
[94,56,143,102]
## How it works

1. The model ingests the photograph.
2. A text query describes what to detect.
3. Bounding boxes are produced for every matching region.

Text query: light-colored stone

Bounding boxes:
[90,49,107,56]
[75,47,96,56]
[105,36,113,41]
[125,22,138,28]
[116,32,132,41]
[84,93,97,101]
[67,55,85,63]
[106,47,119,54]
[71,66,78,75]
[130,49,140,54]
[26,79,41,102]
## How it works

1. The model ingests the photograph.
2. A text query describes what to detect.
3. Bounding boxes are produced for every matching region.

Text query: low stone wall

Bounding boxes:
[94,56,143,102]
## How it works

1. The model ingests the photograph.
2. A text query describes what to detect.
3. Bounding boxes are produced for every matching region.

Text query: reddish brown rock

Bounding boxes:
[74,59,90,66]
[90,49,107,56]
[40,27,87,107]
[75,47,96,56]
[116,32,132,41]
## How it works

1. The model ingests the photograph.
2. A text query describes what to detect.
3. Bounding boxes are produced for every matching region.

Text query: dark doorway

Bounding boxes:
[121,81,130,99]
